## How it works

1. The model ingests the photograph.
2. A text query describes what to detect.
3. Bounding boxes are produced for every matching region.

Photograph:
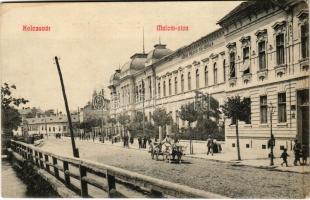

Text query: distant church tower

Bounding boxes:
[92,90,97,109]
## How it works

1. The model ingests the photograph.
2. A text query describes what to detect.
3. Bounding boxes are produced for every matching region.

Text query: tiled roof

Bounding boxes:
[26,114,79,125]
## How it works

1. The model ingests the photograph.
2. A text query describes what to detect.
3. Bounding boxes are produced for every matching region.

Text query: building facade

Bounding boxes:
[79,89,110,123]
[21,114,80,136]
[108,0,309,155]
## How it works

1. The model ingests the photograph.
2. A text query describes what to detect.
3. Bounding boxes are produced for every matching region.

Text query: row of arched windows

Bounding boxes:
[157,60,226,98]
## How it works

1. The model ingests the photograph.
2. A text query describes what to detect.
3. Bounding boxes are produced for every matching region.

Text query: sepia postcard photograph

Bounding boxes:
[1,0,309,198]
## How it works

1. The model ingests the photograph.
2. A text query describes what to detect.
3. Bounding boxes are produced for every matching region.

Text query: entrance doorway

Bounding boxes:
[297,89,309,156]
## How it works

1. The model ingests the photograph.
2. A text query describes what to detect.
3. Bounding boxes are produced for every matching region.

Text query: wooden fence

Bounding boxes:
[9,140,227,198]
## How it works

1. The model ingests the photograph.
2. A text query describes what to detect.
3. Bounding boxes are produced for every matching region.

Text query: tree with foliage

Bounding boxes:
[107,116,117,135]
[193,94,223,140]
[179,102,198,154]
[128,112,143,137]
[1,83,28,136]
[221,96,251,160]
[117,113,130,136]
[152,108,172,138]
[44,109,55,117]
[26,107,41,118]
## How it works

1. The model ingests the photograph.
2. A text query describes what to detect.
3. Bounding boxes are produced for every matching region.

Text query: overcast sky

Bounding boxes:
[1,1,241,112]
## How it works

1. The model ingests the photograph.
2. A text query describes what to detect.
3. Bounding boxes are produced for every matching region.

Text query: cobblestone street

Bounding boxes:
[40,138,310,198]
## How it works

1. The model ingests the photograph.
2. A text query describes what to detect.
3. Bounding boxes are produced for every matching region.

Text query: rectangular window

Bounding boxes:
[205,69,208,86]
[158,83,161,98]
[148,77,152,99]
[213,65,218,84]
[301,24,309,59]
[276,34,285,65]
[135,86,139,103]
[188,72,191,91]
[260,96,268,123]
[163,81,166,97]
[258,41,266,70]
[168,79,172,96]
[196,70,200,89]
[278,93,287,123]
[181,75,184,93]
[230,53,236,78]
[174,77,178,94]
[244,98,251,124]
[243,47,250,74]
[262,144,266,149]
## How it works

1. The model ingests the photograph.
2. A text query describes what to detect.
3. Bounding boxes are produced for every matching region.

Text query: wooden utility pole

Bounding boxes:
[54,56,79,158]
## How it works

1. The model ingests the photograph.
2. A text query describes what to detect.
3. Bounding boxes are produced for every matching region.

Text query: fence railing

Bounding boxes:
[9,140,227,198]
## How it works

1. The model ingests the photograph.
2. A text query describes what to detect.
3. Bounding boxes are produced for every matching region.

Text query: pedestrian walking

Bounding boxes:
[130,136,134,145]
[143,136,147,148]
[207,138,214,156]
[293,139,302,166]
[280,148,289,167]
[301,145,308,165]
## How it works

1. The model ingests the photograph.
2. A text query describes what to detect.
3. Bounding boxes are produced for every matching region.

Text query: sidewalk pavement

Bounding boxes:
[60,137,310,174]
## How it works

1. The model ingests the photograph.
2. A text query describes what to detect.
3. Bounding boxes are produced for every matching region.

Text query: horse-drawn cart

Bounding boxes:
[149,142,186,163]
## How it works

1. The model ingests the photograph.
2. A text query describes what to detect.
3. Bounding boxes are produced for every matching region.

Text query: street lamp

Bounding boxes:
[268,102,276,166]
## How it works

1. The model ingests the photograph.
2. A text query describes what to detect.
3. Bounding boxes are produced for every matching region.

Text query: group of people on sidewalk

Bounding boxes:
[137,136,152,149]
[280,139,308,167]
[206,137,222,156]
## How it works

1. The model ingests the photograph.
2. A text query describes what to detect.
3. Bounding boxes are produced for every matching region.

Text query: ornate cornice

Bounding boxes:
[255,29,267,37]
[210,53,219,59]
[296,9,309,20]
[226,42,236,49]
[239,36,251,43]
[201,57,209,63]
[192,60,200,66]
[272,20,287,30]
[186,65,192,69]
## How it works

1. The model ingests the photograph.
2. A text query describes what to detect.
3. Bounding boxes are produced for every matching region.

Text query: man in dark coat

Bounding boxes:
[293,139,302,166]
[143,136,147,148]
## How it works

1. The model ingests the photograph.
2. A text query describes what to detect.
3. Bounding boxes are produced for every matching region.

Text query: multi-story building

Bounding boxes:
[108,0,309,155]
[21,114,79,136]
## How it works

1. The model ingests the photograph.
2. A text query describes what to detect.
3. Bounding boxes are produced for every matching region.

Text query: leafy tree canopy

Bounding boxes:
[26,107,42,118]
[1,83,28,135]
[179,102,198,125]
[117,113,130,126]
[107,116,117,125]
[152,108,172,127]
[221,96,250,122]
